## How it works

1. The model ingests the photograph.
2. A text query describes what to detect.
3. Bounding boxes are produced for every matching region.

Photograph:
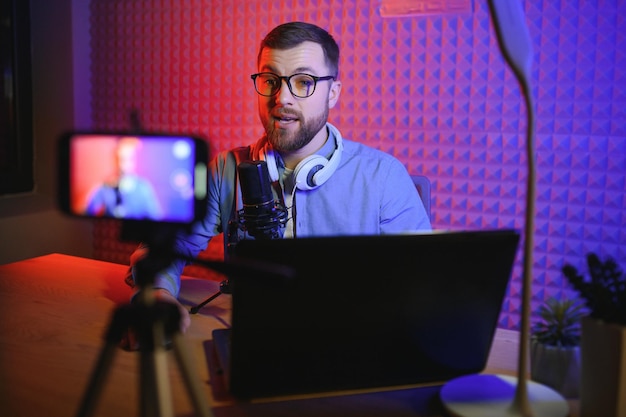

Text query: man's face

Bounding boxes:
[116,139,139,175]
[256,41,341,153]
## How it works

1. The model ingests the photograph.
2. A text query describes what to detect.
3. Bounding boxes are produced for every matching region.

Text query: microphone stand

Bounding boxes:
[189,218,239,314]
[189,202,288,314]
[189,279,231,314]
[187,245,294,313]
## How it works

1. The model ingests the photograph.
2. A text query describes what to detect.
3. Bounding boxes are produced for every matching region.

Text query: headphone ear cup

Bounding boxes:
[293,127,344,190]
[293,155,329,191]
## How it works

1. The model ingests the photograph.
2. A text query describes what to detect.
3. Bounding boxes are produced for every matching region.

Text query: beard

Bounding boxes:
[264,105,329,152]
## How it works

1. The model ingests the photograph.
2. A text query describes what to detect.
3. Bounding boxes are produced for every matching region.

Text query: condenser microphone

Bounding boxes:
[237,160,287,240]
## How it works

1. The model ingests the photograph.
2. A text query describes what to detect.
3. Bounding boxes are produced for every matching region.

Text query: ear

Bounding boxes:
[328,79,342,109]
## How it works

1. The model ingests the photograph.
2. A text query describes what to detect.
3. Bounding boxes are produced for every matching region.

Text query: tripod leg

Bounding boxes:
[132,289,214,417]
[75,341,119,417]
[170,333,214,417]
[75,305,133,417]
[140,317,174,417]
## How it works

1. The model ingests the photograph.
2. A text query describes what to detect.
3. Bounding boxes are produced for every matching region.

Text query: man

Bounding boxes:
[126,21,431,339]
[85,137,161,220]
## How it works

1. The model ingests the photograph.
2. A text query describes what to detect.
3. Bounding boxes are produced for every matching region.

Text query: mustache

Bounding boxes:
[274,109,301,118]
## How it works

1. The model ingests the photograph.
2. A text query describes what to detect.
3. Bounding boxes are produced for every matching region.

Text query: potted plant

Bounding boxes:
[530,297,585,398]
[561,253,626,417]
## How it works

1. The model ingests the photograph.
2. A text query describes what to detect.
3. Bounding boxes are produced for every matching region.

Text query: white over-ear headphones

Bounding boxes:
[262,123,343,191]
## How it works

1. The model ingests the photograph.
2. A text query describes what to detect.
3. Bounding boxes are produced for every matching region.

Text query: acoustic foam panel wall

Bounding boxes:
[89,0,625,330]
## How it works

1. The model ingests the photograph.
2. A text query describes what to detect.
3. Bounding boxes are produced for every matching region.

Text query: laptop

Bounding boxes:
[212,229,520,399]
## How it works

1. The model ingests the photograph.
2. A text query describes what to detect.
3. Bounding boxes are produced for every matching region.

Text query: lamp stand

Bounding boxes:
[441,1,569,416]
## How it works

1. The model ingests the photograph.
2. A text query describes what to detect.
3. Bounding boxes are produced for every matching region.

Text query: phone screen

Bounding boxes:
[58,133,208,224]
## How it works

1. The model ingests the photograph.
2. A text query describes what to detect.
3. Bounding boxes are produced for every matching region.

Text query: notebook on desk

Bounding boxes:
[212,229,520,399]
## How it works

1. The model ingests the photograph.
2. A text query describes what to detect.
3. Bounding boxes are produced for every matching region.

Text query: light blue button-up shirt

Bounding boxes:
[139,123,431,296]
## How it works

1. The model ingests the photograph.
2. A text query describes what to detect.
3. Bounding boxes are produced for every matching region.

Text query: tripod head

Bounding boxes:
[121,220,188,290]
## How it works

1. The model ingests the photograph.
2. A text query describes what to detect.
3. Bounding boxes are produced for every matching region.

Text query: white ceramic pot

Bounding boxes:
[530,339,581,398]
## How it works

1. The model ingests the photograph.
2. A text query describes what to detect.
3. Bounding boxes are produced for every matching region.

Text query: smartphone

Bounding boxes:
[58,132,208,225]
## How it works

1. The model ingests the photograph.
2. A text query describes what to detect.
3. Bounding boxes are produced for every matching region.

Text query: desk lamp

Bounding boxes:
[440,1,569,416]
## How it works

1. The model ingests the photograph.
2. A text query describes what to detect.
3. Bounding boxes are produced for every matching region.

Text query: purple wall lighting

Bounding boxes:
[88,0,625,331]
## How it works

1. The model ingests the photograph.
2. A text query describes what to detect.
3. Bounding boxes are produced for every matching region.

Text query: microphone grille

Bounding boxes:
[238,161,273,206]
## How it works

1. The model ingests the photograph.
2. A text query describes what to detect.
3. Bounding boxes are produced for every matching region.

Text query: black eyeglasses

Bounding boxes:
[251,72,336,98]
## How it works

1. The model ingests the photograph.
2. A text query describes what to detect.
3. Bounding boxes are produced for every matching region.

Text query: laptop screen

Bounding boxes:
[218,229,520,399]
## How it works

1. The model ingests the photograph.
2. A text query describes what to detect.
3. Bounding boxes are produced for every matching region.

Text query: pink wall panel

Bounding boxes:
[89,0,626,330]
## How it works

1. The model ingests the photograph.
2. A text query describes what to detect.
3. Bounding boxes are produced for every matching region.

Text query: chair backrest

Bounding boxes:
[411,175,431,220]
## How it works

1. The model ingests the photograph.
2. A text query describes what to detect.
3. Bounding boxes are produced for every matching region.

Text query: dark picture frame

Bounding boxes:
[0,0,34,194]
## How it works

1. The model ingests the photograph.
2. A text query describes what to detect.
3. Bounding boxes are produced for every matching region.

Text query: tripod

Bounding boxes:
[75,224,213,417]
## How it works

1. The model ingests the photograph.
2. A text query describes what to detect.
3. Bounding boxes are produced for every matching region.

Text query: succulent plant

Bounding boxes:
[531,297,585,347]
[562,253,626,326]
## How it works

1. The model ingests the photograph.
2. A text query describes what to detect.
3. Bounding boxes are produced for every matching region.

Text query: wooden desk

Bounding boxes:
[0,254,575,417]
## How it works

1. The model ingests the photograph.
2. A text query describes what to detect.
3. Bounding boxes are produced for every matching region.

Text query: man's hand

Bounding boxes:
[119,288,191,351]
[153,288,191,333]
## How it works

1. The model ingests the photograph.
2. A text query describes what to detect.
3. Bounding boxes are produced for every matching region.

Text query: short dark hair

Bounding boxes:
[258,21,340,77]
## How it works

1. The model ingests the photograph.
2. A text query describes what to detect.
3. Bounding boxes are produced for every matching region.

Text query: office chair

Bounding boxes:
[411,175,431,220]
